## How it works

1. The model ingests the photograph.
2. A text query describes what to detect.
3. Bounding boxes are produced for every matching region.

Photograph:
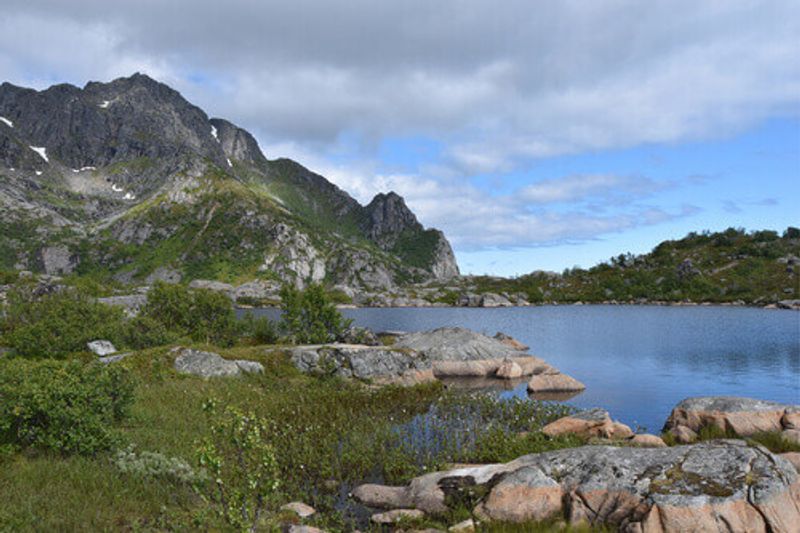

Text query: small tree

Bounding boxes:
[279,283,351,344]
[195,400,280,532]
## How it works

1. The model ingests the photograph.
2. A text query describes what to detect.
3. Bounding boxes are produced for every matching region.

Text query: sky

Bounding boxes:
[1,1,798,275]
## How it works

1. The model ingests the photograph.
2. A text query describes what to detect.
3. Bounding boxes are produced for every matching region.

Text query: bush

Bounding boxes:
[114,446,206,485]
[279,283,351,344]
[0,359,134,455]
[196,400,280,531]
[141,282,238,346]
[1,288,126,359]
[122,315,178,350]
[240,313,279,345]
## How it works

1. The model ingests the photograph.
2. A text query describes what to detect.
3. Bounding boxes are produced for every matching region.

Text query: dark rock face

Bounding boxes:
[354,441,800,532]
[0,74,459,287]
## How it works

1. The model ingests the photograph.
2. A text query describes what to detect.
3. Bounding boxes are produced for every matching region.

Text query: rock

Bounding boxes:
[37,245,78,275]
[542,409,634,440]
[395,327,526,361]
[172,347,264,378]
[448,519,475,532]
[352,484,413,509]
[97,294,147,317]
[233,279,281,303]
[87,340,117,356]
[629,433,668,448]
[145,267,182,284]
[98,353,131,364]
[663,396,798,436]
[784,407,800,430]
[287,344,433,385]
[493,332,529,351]
[781,452,800,473]
[527,372,586,393]
[357,441,800,531]
[479,293,513,307]
[188,279,235,295]
[669,425,698,444]
[338,326,380,346]
[281,501,316,518]
[370,509,425,524]
[783,429,800,445]
[777,299,800,310]
[495,358,523,379]
[286,526,326,533]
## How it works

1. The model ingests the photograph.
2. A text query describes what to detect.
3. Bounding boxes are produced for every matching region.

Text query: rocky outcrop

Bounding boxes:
[97,294,147,317]
[353,440,800,532]
[663,397,800,443]
[527,371,587,393]
[87,340,117,356]
[394,327,525,362]
[172,347,264,378]
[494,332,529,351]
[286,344,433,385]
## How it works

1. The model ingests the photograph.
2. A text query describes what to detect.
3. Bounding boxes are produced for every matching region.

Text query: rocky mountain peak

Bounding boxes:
[363,191,422,247]
[209,118,266,166]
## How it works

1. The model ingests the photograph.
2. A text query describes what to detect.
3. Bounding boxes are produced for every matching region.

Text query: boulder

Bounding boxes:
[394,327,526,361]
[663,396,799,437]
[338,326,380,346]
[781,452,800,473]
[495,358,523,379]
[370,509,425,524]
[542,409,633,440]
[493,332,529,351]
[286,527,326,533]
[629,433,668,448]
[448,519,475,532]
[188,279,235,295]
[669,425,698,444]
[172,348,264,378]
[87,340,117,356]
[353,484,413,509]
[353,441,800,531]
[97,294,147,317]
[479,293,513,307]
[280,501,316,518]
[527,372,586,393]
[287,344,433,385]
[98,353,131,364]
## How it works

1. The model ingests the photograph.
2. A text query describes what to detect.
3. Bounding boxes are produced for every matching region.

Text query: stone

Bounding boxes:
[448,519,475,532]
[352,484,412,509]
[783,407,800,430]
[780,452,800,473]
[542,409,633,440]
[188,279,235,295]
[370,509,425,524]
[629,433,667,448]
[286,527,326,533]
[281,501,316,518]
[97,294,147,317]
[172,347,264,378]
[669,425,698,444]
[356,441,800,531]
[493,332,529,351]
[663,396,798,436]
[87,340,117,356]
[38,245,78,275]
[287,344,433,385]
[479,293,513,307]
[395,327,525,361]
[527,372,586,393]
[495,358,523,379]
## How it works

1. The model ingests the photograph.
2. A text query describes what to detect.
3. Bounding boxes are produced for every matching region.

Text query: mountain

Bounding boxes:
[0,74,459,289]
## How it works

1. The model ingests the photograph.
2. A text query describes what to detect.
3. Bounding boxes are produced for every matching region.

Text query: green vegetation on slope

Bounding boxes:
[466,227,800,304]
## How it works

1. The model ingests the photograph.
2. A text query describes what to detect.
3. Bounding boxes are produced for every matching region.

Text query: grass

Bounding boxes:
[662,423,800,454]
[0,345,584,531]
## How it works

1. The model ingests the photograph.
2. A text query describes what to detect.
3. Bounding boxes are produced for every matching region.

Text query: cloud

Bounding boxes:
[518,174,668,204]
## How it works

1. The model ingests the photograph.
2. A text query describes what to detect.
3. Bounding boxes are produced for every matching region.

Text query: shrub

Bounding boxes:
[122,315,178,350]
[0,359,134,455]
[279,283,352,344]
[196,400,280,531]
[141,282,238,346]
[1,288,126,359]
[240,313,279,345]
[114,446,206,485]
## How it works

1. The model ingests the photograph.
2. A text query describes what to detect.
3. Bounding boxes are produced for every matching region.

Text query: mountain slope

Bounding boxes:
[0,74,459,288]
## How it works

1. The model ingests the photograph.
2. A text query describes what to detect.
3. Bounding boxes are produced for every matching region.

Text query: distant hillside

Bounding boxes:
[469,227,800,305]
[0,74,458,289]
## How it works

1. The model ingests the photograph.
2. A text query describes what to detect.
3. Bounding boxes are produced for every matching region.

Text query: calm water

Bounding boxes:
[338,305,800,432]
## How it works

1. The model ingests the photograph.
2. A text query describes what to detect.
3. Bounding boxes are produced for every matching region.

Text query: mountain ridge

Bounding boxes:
[0,73,459,288]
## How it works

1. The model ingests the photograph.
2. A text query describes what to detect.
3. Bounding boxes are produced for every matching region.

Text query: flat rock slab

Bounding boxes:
[287,344,433,384]
[354,440,800,532]
[394,327,525,361]
[664,396,800,437]
[280,501,316,518]
[527,372,586,393]
[173,348,264,378]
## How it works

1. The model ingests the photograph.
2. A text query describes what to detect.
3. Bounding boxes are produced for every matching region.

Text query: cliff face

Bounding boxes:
[0,74,459,288]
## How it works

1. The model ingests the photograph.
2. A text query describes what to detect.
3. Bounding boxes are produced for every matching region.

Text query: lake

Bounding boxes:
[250,305,800,433]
